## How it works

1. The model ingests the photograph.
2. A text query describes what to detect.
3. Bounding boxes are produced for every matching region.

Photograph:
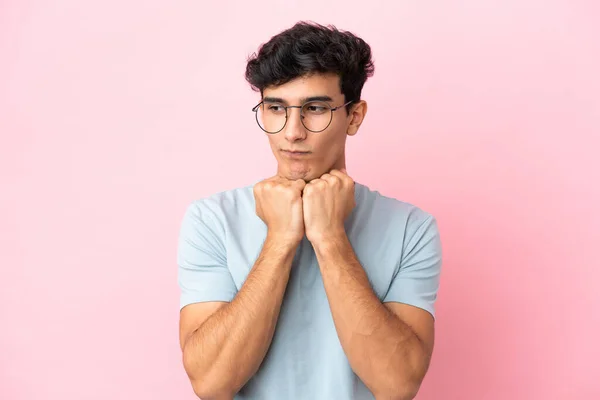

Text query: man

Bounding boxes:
[177,21,442,400]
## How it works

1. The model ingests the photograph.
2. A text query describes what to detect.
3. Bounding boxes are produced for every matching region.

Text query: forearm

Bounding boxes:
[314,235,427,400]
[182,235,296,399]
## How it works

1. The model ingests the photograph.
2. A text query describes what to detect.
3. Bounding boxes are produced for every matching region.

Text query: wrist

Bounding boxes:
[264,232,302,254]
[309,230,348,253]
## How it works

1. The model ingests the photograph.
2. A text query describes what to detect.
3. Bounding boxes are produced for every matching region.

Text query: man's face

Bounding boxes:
[260,73,363,182]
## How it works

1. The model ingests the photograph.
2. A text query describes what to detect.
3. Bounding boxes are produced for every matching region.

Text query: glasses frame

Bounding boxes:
[252,100,354,134]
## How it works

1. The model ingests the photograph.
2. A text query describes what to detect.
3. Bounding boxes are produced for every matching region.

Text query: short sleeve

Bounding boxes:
[383,213,442,319]
[177,201,238,310]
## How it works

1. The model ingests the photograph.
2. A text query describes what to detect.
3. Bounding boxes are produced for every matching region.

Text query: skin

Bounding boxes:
[262,72,365,182]
[179,73,434,400]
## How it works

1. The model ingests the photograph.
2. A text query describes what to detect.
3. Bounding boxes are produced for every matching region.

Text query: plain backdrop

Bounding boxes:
[1,1,599,399]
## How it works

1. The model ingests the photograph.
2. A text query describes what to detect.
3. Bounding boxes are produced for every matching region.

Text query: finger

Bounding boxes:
[293,178,306,191]
[320,173,340,185]
[329,169,352,182]
[304,178,324,190]
[271,175,286,184]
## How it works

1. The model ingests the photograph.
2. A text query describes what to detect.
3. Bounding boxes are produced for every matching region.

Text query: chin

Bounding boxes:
[280,161,327,181]
[282,165,311,181]
[287,170,309,181]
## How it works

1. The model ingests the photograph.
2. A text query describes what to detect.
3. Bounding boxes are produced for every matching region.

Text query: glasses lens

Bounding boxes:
[301,101,332,132]
[257,103,286,133]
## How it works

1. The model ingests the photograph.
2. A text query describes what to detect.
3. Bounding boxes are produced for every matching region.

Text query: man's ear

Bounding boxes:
[347,100,368,136]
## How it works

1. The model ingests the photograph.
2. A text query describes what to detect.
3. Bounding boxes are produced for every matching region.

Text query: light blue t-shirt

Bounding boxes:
[177,181,442,399]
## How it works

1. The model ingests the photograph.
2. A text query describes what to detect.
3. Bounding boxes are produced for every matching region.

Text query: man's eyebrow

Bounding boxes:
[301,95,334,103]
[262,95,335,104]
[263,96,286,104]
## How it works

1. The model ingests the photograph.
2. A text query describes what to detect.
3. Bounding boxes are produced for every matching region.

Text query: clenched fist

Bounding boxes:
[302,169,355,244]
[254,176,307,247]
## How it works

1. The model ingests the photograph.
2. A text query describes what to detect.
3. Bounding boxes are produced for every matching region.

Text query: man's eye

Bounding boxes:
[305,105,328,114]
[268,105,285,112]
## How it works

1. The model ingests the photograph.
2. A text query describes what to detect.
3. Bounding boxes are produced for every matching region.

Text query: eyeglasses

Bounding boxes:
[252,100,353,134]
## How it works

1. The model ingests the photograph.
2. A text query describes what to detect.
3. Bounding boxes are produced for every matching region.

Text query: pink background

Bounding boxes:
[1,1,599,399]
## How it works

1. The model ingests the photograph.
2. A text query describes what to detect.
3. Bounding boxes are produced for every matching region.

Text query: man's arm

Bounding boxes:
[301,169,440,400]
[178,176,306,399]
[312,234,435,400]
[179,236,296,400]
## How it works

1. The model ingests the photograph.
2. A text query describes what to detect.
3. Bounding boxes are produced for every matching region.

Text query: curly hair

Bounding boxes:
[245,21,375,112]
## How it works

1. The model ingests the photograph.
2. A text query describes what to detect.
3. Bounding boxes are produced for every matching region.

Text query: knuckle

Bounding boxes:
[279,186,294,197]
[264,181,275,190]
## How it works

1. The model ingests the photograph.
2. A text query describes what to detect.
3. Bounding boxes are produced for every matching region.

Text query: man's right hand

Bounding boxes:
[181,176,307,399]
[254,176,307,246]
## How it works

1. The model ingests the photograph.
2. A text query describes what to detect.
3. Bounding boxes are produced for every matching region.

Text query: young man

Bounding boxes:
[177,21,442,400]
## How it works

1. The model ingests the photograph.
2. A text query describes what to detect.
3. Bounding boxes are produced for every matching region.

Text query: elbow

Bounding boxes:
[378,347,429,400]
[394,384,420,400]
[373,376,422,400]
[183,351,235,400]
[190,378,235,400]
[375,385,420,400]
[190,379,211,399]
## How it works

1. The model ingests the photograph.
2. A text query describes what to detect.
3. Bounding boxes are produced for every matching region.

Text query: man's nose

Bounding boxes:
[283,107,307,142]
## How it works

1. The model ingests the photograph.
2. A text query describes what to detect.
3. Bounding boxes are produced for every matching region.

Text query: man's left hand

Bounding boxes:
[302,169,356,244]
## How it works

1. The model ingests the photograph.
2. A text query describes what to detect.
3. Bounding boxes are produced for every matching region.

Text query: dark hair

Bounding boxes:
[245,21,375,112]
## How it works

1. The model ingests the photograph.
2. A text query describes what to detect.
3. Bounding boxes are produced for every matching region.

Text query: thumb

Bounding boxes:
[294,178,307,190]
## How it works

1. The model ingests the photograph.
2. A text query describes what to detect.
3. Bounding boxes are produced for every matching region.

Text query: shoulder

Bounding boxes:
[353,182,440,257]
[355,182,437,230]
[188,182,256,217]
[181,182,257,232]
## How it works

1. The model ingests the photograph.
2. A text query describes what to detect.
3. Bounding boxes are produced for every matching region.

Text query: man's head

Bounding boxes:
[245,22,374,182]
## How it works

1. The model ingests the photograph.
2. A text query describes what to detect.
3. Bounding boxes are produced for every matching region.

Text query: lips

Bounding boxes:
[282,150,310,157]
[282,149,310,153]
